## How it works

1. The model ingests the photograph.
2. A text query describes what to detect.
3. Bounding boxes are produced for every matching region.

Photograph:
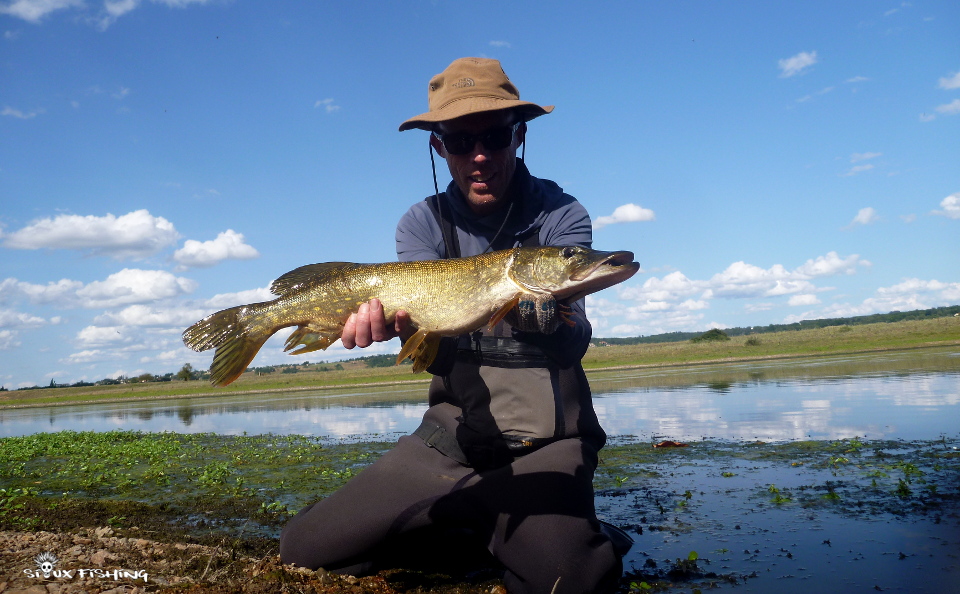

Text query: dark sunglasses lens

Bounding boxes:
[440,126,515,155]
[442,133,474,155]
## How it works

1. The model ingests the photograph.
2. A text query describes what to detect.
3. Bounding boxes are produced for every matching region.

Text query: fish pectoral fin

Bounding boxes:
[284,323,340,355]
[396,328,441,373]
[487,295,521,330]
[558,302,576,327]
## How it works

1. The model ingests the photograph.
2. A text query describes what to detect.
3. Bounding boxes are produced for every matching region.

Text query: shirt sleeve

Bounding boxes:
[396,201,444,262]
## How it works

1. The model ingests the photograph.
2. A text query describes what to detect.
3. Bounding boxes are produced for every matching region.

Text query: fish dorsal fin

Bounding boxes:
[270,262,360,295]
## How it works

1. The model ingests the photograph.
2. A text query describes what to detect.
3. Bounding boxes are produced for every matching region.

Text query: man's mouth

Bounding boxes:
[470,173,495,184]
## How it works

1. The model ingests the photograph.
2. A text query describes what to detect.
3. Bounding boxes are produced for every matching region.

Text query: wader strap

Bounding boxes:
[413,421,469,465]
[426,193,461,259]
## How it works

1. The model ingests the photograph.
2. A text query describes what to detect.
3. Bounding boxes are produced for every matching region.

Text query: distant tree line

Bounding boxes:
[592,305,960,347]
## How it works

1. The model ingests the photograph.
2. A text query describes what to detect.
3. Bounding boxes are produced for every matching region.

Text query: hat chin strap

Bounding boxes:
[427,137,523,256]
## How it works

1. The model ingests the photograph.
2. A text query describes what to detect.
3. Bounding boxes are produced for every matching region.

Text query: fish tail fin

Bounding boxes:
[182,306,271,386]
[396,328,441,373]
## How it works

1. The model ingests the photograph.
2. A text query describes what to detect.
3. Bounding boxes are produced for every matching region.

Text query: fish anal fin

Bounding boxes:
[487,295,521,330]
[396,328,440,373]
[284,322,340,355]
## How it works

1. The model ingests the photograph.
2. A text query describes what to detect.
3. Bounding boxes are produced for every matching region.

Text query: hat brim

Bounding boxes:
[399,98,554,132]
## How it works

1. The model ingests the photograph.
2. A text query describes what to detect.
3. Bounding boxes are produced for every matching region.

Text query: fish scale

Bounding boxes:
[183,246,638,386]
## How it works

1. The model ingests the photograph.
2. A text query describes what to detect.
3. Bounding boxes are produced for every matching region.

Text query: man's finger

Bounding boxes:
[353,302,372,348]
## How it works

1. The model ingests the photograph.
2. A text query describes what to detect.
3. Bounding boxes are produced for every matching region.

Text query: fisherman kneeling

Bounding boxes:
[279,58,632,594]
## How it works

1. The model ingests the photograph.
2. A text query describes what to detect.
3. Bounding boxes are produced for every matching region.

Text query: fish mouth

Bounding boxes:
[570,250,638,282]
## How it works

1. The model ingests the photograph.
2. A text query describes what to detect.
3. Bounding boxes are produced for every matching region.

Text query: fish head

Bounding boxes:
[509,246,639,302]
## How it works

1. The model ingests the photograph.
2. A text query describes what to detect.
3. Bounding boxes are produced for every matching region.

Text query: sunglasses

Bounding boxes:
[433,122,520,155]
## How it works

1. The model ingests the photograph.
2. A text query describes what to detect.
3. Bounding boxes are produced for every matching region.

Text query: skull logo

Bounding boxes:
[34,551,58,578]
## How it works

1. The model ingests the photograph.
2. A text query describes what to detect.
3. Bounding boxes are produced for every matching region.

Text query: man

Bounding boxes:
[280,58,627,594]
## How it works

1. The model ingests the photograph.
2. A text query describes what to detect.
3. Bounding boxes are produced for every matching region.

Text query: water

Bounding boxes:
[2,347,957,441]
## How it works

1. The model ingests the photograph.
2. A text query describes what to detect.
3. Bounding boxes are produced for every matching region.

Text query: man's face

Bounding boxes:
[430,110,524,216]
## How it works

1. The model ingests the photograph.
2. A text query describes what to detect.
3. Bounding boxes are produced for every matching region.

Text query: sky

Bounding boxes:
[1,1,958,389]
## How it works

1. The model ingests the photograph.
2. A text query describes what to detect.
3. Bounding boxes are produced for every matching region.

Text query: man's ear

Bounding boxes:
[429,134,446,157]
[515,121,527,148]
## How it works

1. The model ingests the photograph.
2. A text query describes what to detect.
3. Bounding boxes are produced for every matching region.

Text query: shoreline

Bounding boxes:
[3,339,957,411]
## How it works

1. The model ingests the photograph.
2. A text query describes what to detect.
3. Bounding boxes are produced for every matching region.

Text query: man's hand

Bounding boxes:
[341,298,412,349]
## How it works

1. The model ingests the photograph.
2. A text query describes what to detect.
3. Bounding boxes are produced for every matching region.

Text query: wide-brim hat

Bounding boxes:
[399,57,554,132]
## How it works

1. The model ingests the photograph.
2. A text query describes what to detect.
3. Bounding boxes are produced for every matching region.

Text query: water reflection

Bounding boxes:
[1,348,957,441]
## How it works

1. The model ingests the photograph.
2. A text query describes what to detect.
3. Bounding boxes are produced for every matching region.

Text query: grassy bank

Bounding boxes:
[1,431,957,592]
[3,317,958,409]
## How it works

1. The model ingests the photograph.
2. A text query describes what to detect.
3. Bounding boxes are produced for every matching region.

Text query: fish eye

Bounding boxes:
[560,247,578,259]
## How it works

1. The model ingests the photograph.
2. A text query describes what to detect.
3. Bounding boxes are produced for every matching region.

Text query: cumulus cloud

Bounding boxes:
[173,230,260,268]
[935,99,960,115]
[1,269,196,309]
[850,152,881,163]
[314,98,340,113]
[778,51,818,78]
[845,207,880,228]
[931,193,960,219]
[842,164,874,177]
[0,308,47,328]
[1,105,43,119]
[2,0,216,28]
[791,278,960,323]
[620,252,867,309]
[0,329,19,350]
[938,70,960,90]
[788,294,821,306]
[0,0,82,23]
[93,303,211,328]
[2,209,180,259]
[76,269,197,308]
[592,203,655,230]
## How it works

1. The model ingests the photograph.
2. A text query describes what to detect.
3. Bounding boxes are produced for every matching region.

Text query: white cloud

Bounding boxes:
[2,0,216,28]
[0,0,82,23]
[93,303,211,328]
[931,193,960,219]
[842,164,874,177]
[1,105,43,119]
[314,98,340,113]
[592,203,655,230]
[0,277,83,306]
[938,70,960,90]
[173,229,260,268]
[778,51,818,78]
[489,40,511,48]
[935,99,960,115]
[0,329,19,350]
[0,308,47,328]
[788,294,821,306]
[620,252,867,312]
[846,76,870,83]
[2,269,197,309]
[845,207,880,228]
[75,268,197,308]
[2,209,180,259]
[850,152,882,163]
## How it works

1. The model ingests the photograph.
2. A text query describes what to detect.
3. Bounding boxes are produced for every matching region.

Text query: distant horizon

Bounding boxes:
[5,303,955,390]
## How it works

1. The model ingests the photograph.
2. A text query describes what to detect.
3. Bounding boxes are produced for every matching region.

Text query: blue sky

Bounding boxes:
[1,1,958,389]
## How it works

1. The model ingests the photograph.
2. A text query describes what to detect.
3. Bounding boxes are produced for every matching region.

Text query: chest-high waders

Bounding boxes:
[412,192,607,472]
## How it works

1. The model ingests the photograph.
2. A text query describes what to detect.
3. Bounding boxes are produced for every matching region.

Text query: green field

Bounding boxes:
[2,317,958,409]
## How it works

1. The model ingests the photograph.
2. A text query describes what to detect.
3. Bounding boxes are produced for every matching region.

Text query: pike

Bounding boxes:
[183,246,639,386]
